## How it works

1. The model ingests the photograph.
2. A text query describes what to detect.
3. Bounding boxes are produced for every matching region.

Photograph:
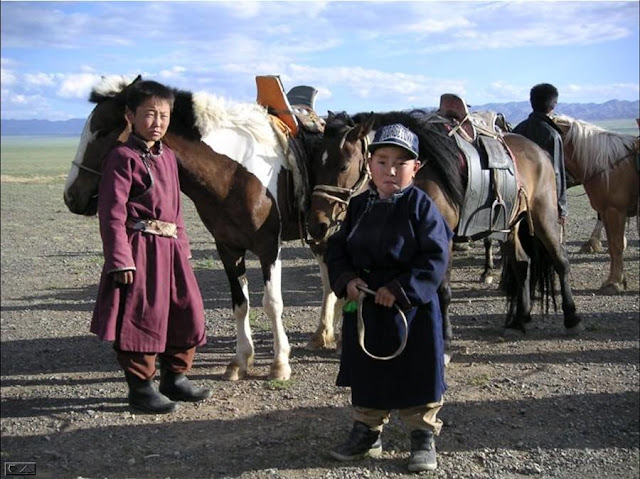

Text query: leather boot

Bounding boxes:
[125,372,178,414]
[408,429,437,472]
[329,421,382,461]
[159,369,212,402]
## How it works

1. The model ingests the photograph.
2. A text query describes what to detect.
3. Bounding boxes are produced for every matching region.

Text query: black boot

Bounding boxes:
[159,369,212,402]
[125,372,178,414]
[408,429,437,472]
[329,421,382,461]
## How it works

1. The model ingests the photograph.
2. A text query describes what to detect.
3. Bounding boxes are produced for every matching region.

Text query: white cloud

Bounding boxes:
[1,67,17,85]
[57,73,102,99]
[25,73,56,87]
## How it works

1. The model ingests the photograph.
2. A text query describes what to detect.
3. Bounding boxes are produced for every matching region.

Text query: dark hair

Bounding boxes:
[126,80,176,112]
[530,83,559,113]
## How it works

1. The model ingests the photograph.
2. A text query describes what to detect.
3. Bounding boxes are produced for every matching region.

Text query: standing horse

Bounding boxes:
[63,75,330,381]
[306,110,583,343]
[552,115,639,293]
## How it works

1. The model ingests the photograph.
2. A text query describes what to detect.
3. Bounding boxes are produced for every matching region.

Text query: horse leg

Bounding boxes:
[217,243,255,381]
[579,217,604,253]
[259,252,292,381]
[439,255,453,365]
[306,254,342,350]
[502,224,533,336]
[599,208,627,293]
[531,207,583,333]
[480,237,495,284]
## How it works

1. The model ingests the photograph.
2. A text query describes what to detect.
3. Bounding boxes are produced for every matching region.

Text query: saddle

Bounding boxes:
[255,76,325,232]
[437,93,519,241]
[256,75,325,137]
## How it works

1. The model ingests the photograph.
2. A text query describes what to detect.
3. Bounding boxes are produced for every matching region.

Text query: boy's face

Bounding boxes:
[125,97,171,144]
[368,145,420,199]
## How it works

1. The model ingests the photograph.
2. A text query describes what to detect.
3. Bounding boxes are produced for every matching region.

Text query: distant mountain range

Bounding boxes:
[1,100,638,136]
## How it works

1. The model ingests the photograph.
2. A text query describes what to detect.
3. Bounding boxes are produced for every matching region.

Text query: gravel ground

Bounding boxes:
[1,178,638,479]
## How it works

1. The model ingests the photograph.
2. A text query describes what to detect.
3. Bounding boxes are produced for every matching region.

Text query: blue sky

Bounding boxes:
[1,0,638,120]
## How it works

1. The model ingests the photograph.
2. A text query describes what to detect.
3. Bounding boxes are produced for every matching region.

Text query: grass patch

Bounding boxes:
[468,373,491,387]
[1,136,80,178]
[265,378,293,390]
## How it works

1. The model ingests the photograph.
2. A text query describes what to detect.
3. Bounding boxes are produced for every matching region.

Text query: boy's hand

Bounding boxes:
[375,286,396,308]
[113,270,134,285]
[346,278,368,301]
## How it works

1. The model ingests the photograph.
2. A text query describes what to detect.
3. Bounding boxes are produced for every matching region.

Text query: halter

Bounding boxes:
[306,127,370,244]
[311,127,370,206]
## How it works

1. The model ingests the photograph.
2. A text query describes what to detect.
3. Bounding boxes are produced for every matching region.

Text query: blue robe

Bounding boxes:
[326,185,453,409]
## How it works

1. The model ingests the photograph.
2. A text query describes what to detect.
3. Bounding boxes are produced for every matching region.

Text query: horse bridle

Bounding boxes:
[71,160,102,177]
[307,127,370,242]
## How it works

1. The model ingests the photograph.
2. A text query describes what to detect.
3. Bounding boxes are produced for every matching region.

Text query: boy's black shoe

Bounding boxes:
[329,421,382,461]
[408,429,437,472]
[125,372,178,414]
[159,370,212,402]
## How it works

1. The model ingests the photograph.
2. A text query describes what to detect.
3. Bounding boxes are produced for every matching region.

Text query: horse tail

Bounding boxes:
[501,220,558,321]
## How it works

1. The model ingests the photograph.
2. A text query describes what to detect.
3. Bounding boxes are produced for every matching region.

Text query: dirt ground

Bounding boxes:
[1,179,639,479]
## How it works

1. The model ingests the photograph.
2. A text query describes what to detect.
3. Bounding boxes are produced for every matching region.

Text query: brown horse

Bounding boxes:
[63,75,331,381]
[552,115,639,293]
[306,110,584,344]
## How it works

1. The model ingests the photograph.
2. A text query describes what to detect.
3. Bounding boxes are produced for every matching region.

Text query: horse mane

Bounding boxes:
[554,114,637,179]
[89,75,136,103]
[352,109,465,208]
[88,75,277,147]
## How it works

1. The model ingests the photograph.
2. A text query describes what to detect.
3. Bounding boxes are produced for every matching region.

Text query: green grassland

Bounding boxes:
[1,136,80,178]
[0,118,637,179]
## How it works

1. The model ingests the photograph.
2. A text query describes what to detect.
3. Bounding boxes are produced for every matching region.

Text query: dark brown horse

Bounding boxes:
[553,114,639,293]
[306,109,584,345]
[63,75,331,381]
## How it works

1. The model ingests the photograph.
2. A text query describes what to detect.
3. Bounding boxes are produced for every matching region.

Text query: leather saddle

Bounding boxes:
[437,93,518,241]
[256,75,325,137]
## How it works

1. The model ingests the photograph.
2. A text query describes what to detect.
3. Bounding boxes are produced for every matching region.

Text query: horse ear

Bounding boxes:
[132,75,142,85]
[361,113,376,136]
[327,111,335,121]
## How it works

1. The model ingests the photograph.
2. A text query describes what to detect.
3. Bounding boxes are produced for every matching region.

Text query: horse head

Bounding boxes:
[305,111,374,247]
[63,75,139,215]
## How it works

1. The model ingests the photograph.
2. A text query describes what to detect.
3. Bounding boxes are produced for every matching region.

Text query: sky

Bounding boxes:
[1,0,639,121]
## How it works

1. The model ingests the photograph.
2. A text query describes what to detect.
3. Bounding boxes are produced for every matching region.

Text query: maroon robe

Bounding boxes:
[90,135,206,352]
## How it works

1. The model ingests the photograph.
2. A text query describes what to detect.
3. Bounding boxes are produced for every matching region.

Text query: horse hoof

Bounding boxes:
[481,275,494,285]
[579,240,602,253]
[502,327,525,339]
[305,333,335,351]
[223,365,246,381]
[599,282,623,294]
[268,363,291,381]
[444,353,452,366]
[565,322,585,337]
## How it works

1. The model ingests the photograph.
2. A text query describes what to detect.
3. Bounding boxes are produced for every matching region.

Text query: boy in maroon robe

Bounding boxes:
[91,79,210,414]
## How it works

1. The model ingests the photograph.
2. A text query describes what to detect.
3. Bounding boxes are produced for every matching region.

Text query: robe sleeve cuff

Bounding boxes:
[107,266,136,274]
[334,271,358,298]
[386,280,412,311]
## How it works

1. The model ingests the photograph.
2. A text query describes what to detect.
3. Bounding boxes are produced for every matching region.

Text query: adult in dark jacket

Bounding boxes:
[513,83,568,223]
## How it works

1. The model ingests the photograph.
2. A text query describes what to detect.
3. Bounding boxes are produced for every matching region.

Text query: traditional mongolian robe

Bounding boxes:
[91,135,206,353]
[327,185,452,410]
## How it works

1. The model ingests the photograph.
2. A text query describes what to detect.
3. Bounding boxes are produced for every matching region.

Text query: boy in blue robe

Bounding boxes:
[326,123,453,472]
